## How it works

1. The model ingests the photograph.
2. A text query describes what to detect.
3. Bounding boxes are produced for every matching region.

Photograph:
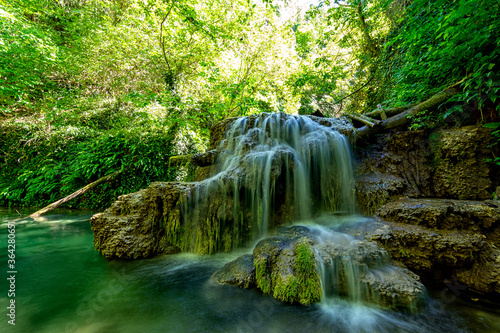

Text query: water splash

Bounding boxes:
[181,112,356,253]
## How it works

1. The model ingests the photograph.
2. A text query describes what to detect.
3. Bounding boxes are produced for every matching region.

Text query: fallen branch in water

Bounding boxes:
[29,170,121,219]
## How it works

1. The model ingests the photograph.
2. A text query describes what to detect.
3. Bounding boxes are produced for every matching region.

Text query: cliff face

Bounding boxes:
[354,125,500,297]
[355,125,497,215]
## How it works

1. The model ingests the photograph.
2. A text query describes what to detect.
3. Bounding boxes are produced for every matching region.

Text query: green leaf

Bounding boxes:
[483,123,500,129]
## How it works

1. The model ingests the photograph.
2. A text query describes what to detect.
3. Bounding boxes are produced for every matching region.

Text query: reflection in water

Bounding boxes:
[0,208,499,332]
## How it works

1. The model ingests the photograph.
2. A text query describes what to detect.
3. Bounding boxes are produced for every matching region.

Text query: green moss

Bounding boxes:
[223,229,232,253]
[255,258,272,294]
[294,239,322,305]
[272,273,299,303]
[94,237,101,250]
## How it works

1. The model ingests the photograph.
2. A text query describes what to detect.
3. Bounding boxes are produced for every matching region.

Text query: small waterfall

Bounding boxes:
[198,113,425,312]
[181,112,356,254]
[310,225,424,311]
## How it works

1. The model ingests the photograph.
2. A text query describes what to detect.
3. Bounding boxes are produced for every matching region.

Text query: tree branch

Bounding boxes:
[29,170,121,219]
[160,1,177,72]
[356,87,460,138]
[334,76,374,105]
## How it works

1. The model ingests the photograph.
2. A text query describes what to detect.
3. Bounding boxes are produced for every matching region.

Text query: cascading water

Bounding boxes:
[309,225,424,311]
[200,112,425,313]
[181,112,356,254]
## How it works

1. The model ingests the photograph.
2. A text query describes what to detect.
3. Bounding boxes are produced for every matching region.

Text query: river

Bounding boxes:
[1,208,499,332]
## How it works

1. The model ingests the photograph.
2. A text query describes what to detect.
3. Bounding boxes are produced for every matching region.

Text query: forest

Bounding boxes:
[1,0,499,210]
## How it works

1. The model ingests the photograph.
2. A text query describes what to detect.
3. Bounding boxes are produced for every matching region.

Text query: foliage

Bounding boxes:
[384,0,500,112]
[0,98,202,209]
[484,122,500,166]
[255,258,272,294]
[2,0,500,209]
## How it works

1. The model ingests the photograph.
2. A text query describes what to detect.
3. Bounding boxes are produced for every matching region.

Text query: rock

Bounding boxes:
[355,126,496,214]
[212,254,256,288]
[455,247,500,294]
[356,174,406,215]
[192,149,218,167]
[209,117,239,150]
[361,266,425,311]
[366,221,486,271]
[363,219,500,295]
[432,126,492,200]
[195,165,215,181]
[377,198,500,231]
[90,182,190,259]
[214,226,425,311]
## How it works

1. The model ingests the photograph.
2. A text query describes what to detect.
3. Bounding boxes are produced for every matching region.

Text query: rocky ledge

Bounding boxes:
[351,198,500,296]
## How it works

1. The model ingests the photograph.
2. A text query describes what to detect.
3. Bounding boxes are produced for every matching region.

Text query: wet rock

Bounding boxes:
[367,221,486,271]
[377,198,500,231]
[192,149,218,167]
[361,266,425,311]
[195,166,215,181]
[91,182,190,259]
[209,117,239,150]
[214,226,425,310]
[212,254,256,288]
[356,174,406,215]
[455,247,500,294]
[363,219,500,295]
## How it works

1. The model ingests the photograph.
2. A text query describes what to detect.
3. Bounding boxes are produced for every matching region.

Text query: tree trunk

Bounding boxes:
[356,87,460,138]
[29,170,121,219]
[363,103,417,118]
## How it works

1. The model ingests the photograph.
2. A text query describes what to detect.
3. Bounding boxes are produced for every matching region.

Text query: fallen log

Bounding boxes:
[356,87,460,139]
[29,170,121,219]
[343,113,380,127]
[363,104,417,119]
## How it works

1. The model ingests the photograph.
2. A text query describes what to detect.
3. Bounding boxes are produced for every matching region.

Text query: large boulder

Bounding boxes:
[213,226,425,311]
[90,182,190,259]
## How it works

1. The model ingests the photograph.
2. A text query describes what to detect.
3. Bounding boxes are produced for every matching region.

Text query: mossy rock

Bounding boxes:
[215,226,424,310]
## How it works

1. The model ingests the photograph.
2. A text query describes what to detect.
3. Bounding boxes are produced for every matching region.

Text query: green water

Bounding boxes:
[1,208,499,333]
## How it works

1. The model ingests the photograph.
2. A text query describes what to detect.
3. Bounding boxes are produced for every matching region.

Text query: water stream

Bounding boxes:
[1,209,499,332]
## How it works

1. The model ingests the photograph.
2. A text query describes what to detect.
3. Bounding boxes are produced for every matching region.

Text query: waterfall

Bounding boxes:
[183,112,425,312]
[181,112,356,254]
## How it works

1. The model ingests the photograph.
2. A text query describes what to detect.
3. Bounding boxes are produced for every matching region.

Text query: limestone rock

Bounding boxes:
[209,117,239,150]
[355,126,496,214]
[364,219,500,295]
[366,221,486,271]
[356,174,406,215]
[214,226,425,311]
[377,198,500,231]
[212,254,256,288]
[90,182,189,259]
[432,126,492,199]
